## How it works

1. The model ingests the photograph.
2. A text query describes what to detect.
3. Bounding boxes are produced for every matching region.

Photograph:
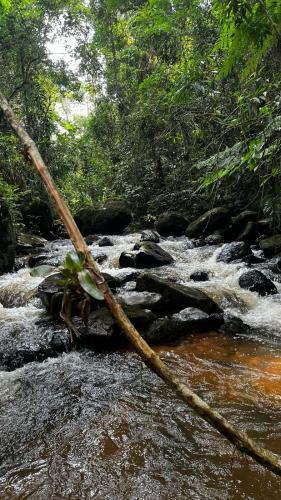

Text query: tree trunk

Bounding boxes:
[1,90,281,477]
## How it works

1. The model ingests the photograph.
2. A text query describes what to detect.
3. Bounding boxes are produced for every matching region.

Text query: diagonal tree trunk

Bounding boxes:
[1,90,281,476]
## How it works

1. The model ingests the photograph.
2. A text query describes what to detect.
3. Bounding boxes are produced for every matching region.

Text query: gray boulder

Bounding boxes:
[140,230,160,243]
[119,242,173,269]
[185,207,230,238]
[136,273,221,314]
[75,200,132,235]
[156,212,187,236]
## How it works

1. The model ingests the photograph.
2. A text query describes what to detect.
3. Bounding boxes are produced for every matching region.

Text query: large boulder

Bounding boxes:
[217,241,251,263]
[75,200,132,235]
[136,273,221,314]
[185,207,230,238]
[0,199,15,275]
[156,212,187,237]
[231,210,258,231]
[119,242,174,269]
[238,270,277,296]
[22,199,54,239]
[259,235,281,257]
[236,221,257,243]
[144,308,223,344]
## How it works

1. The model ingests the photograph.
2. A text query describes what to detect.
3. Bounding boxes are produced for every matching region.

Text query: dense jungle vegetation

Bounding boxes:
[1,0,281,227]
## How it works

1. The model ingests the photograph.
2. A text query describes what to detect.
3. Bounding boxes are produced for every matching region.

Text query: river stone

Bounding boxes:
[119,252,136,268]
[204,233,224,245]
[123,305,157,330]
[219,314,250,335]
[236,221,257,243]
[119,243,173,269]
[190,271,209,282]
[143,309,223,344]
[38,273,64,315]
[185,207,230,238]
[98,236,114,247]
[156,212,187,236]
[238,270,277,296]
[75,200,132,235]
[136,273,221,314]
[75,309,123,350]
[217,241,251,263]
[231,210,258,229]
[0,199,15,275]
[117,291,162,310]
[134,242,174,268]
[140,230,160,243]
[259,235,281,257]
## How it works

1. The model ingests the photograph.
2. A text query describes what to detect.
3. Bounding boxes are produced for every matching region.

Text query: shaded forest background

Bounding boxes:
[1,0,281,230]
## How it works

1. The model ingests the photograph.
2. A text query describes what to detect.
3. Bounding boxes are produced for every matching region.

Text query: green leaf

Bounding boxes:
[63,253,84,273]
[30,265,57,277]
[78,270,104,301]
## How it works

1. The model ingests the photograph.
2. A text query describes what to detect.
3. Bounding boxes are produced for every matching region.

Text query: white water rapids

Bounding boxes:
[1,235,281,498]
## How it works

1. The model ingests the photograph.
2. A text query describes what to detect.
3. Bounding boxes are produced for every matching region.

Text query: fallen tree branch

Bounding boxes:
[1,90,281,476]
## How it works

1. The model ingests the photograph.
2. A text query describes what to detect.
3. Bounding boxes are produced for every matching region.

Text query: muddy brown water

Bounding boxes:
[1,235,281,499]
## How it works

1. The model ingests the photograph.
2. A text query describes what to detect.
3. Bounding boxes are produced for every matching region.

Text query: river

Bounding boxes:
[0,234,281,498]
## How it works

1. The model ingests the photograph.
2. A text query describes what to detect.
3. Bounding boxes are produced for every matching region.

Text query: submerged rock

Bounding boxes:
[217,241,251,263]
[219,314,250,336]
[190,271,209,282]
[156,212,187,236]
[75,200,132,235]
[185,207,230,238]
[136,273,221,314]
[144,308,223,344]
[239,270,277,296]
[98,236,114,247]
[259,235,281,257]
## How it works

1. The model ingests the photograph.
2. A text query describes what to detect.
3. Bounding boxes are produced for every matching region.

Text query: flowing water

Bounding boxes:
[1,235,281,499]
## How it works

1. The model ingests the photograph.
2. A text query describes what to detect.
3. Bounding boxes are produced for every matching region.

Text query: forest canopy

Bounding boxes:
[1,0,281,227]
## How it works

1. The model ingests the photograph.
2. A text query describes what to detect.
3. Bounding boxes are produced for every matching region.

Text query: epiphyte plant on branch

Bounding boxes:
[30,252,104,342]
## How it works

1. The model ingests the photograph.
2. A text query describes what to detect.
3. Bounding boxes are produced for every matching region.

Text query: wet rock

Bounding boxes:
[98,236,114,247]
[75,309,123,350]
[259,235,281,257]
[190,271,209,282]
[22,199,55,239]
[204,233,224,245]
[0,199,15,275]
[119,252,136,268]
[257,219,272,235]
[119,243,173,269]
[16,233,47,255]
[140,230,160,243]
[28,254,49,268]
[268,255,281,274]
[0,346,54,371]
[75,200,132,235]
[156,212,187,237]
[219,314,250,335]
[95,253,107,264]
[231,210,258,230]
[136,273,221,314]
[185,207,230,238]
[49,330,70,352]
[85,235,100,245]
[117,291,162,311]
[134,242,174,268]
[236,221,257,243]
[144,309,223,344]
[239,270,277,296]
[217,241,251,263]
[124,305,157,330]
[38,273,64,315]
